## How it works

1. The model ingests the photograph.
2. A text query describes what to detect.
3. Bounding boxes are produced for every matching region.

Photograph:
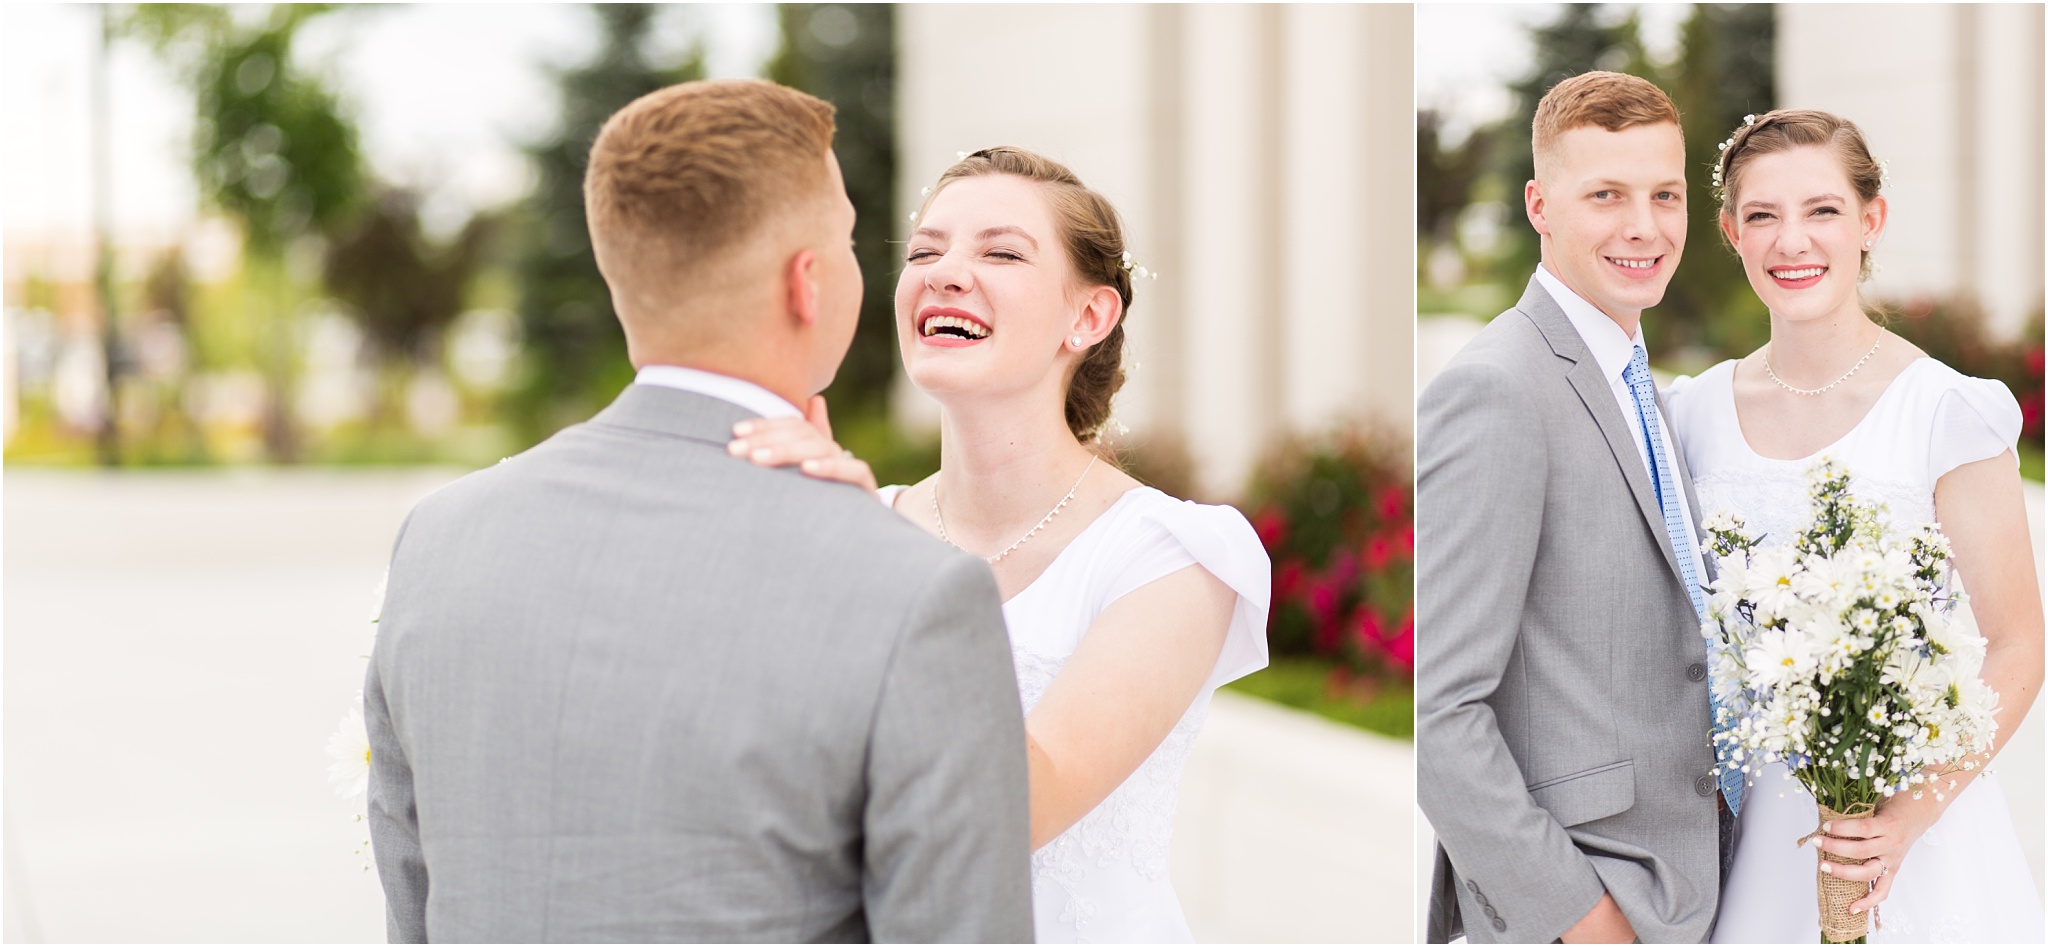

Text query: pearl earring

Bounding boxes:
[1071,335,1085,348]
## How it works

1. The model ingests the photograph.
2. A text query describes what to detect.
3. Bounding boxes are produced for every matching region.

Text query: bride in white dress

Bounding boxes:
[1665,109,2044,943]
[727,147,1270,943]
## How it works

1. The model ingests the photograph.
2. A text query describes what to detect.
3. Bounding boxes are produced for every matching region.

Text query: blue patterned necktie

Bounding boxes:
[1622,346,1743,817]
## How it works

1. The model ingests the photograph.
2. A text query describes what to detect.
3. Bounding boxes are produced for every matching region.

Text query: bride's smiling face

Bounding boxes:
[896,174,1086,401]
[1720,146,1886,324]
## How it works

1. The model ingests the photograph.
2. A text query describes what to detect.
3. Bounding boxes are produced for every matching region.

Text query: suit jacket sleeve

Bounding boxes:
[1415,358,1608,944]
[862,553,1035,942]
[366,518,428,943]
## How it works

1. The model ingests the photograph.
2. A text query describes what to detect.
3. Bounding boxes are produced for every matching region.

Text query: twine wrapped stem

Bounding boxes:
[1796,802,1879,943]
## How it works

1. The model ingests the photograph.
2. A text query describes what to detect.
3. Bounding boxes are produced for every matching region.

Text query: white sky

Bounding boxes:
[1,3,780,252]
[1416,2,1693,147]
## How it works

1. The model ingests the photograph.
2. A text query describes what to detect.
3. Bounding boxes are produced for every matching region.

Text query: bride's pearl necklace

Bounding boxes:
[1763,333,1882,397]
[933,456,1097,564]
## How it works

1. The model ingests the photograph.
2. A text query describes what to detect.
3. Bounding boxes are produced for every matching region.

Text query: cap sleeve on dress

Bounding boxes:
[1926,378,2022,485]
[1100,493,1273,691]
[875,484,910,508]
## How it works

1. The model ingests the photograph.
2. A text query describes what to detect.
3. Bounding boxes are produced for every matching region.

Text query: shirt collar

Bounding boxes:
[1535,263,1648,384]
[633,365,803,420]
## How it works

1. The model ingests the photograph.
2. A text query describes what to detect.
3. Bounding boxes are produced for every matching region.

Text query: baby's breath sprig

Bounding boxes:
[1118,249,1159,282]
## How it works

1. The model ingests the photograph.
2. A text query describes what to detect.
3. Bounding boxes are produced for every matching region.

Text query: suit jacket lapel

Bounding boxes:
[1662,387,1716,584]
[1517,278,1688,585]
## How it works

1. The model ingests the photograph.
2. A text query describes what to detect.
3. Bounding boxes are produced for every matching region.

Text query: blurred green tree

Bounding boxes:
[122,4,368,462]
[767,4,899,420]
[1417,110,1497,249]
[510,4,703,442]
[324,187,501,424]
[1660,4,1776,360]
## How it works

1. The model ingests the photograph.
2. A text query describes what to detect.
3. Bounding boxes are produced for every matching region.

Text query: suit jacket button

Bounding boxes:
[1695,774,1715,796]
[1687,662,1707,681]
[1492,917,1508,932]
[1483,905,1500,920]
[1476,893,1491,908]
[1467,880,1481,894]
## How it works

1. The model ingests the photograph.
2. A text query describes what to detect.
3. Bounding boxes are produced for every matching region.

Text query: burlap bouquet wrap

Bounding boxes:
[1804,802,1878,943]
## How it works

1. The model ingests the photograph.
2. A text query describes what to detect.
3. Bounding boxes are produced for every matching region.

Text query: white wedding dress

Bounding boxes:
[878,484,1271,943]
[1666,356,2044,943]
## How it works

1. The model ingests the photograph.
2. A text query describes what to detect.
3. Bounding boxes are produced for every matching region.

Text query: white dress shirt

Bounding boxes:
[1534,264,1708,585]
[634,365,802,420]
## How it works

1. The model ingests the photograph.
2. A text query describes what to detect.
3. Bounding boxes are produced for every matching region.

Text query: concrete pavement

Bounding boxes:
[3,468,1410,942]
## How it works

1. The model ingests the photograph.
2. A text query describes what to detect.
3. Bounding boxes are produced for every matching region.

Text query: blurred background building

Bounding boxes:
[1414,2,2047,915]
[1778,4,2044,341]
[5,4,1416,942]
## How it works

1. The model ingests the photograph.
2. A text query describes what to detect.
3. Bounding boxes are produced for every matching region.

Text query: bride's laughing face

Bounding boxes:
[896,174,1085,402]
[1719,146,1886,325]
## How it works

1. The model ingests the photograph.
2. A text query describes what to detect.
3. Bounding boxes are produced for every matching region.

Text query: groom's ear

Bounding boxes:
[1524,178,1551,236]
[784,248,821,328]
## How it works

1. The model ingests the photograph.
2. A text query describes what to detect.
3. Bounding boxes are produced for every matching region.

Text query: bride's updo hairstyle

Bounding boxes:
[917,147,1132,443]
[1716,109,1885,279]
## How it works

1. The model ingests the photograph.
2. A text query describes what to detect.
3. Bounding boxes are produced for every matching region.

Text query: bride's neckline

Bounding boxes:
[997,485,1152,606]
[1726,356,1933,463]
[888,483,1155,606]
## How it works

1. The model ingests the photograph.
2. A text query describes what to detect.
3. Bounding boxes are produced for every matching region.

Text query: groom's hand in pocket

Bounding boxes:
[1559,892,1637,944]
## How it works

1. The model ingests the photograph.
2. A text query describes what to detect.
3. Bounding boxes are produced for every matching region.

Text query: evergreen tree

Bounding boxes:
[766,4,898,419]
[511,4,703,440]
[1661,3,1776,358]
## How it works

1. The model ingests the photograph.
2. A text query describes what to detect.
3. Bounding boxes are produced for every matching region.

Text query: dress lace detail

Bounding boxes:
[1693,467,1934,544]
[976,486,1269,943]
[1013,645,1210,942]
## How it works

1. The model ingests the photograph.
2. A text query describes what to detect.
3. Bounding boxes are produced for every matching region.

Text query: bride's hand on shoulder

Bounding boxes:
[1812,793,1944,913]
[727,395,878,493]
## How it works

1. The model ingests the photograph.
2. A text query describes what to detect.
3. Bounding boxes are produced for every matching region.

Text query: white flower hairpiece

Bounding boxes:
[1118,249,1158,281]
[1711,115,1758,201]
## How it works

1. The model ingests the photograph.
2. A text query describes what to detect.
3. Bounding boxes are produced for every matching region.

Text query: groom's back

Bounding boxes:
[367,385,1031,942]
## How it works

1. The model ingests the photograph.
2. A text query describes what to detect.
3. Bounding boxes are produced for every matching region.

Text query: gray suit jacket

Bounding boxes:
[1416,279,1720,944]
[365,383,1034,943]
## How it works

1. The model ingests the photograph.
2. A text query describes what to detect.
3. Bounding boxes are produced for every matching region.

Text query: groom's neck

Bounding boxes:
[1538,258,1644,339]
[630,332,812,410]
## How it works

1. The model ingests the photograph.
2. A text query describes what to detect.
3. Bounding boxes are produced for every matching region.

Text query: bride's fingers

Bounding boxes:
[1824,816,1886,840]
[730,420,846,467]
[805,395,836,440]
[1821,854,1886,883]
[796,455,878,491]
[1848,864,1897,913]
[1813,832,1886,861]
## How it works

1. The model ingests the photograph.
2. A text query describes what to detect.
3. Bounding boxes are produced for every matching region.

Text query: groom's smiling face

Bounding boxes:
[1527,122,1688,328]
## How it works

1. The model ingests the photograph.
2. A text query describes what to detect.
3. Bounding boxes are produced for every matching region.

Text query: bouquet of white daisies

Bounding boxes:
[1700,458,1999,943]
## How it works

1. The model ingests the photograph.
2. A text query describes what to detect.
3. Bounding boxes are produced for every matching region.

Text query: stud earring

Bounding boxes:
[1071,335,1085,348]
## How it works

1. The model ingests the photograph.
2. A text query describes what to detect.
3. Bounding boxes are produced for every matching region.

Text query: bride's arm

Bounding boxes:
[1819,450,2043,910]
[1023,564,1234,849]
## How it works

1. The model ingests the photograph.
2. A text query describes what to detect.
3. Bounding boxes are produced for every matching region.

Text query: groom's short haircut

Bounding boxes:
[1531,71,1680,178]
[584,79,836,302]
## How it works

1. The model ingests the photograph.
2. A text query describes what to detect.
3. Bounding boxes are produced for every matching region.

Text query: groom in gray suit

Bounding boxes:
[1417,72,1727,943]
[365,79,1033,942]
